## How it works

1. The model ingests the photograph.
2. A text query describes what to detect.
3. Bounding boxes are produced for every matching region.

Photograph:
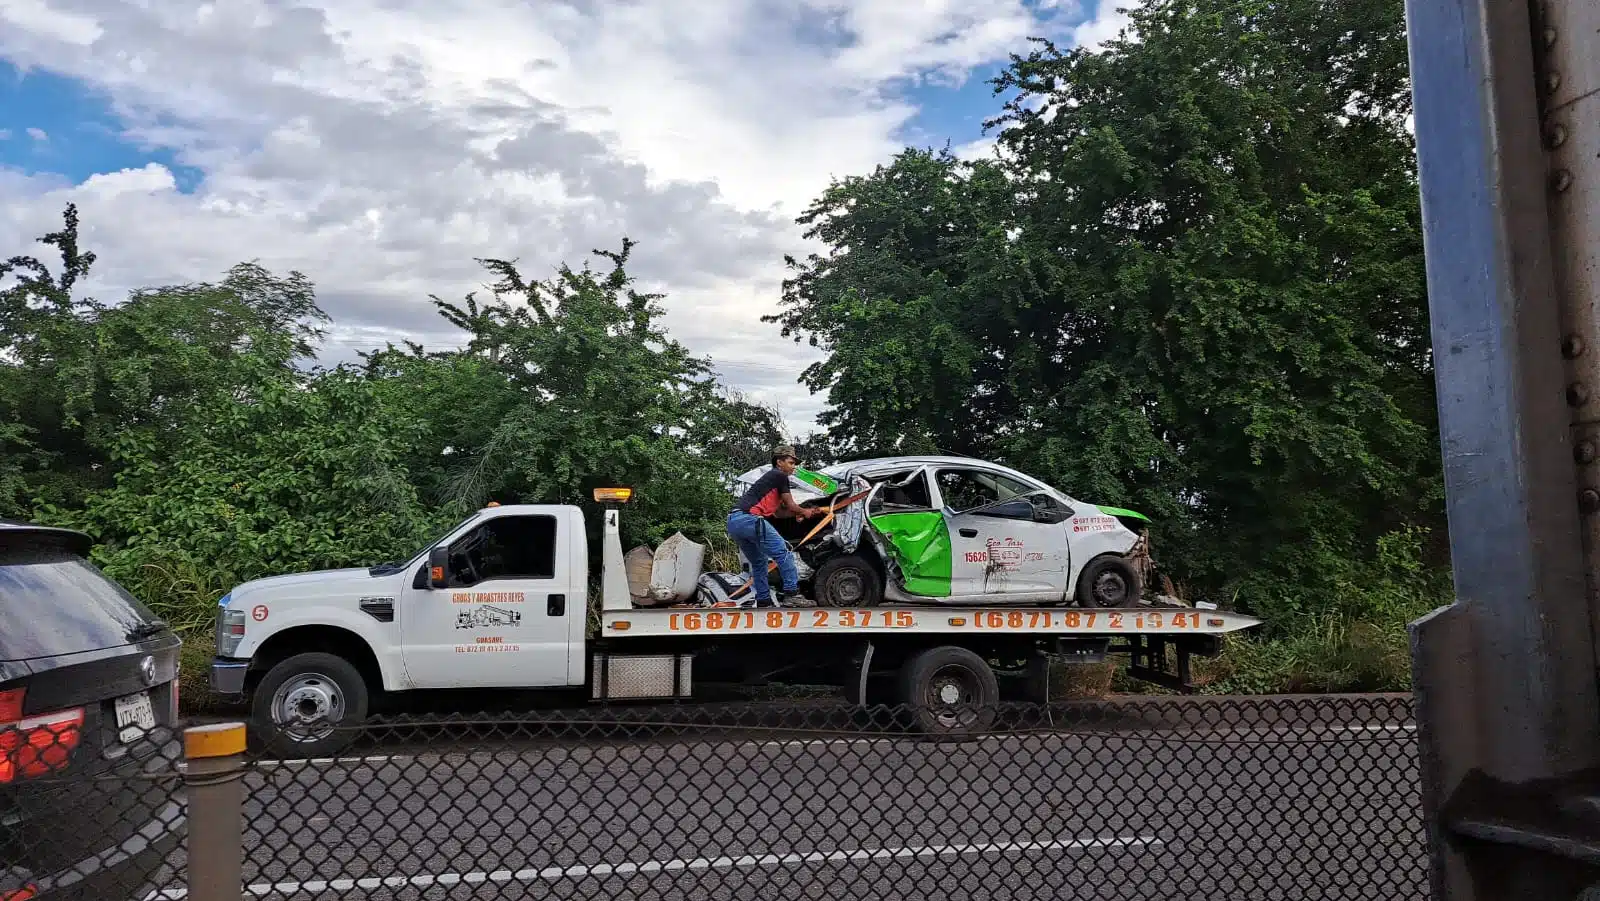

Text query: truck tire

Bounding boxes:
[898,646,999,737]
[814,555,883,607]
[1075,555,1142,608]
[250,652,369,759]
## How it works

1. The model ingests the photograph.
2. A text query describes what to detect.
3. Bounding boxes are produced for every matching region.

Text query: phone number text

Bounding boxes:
[659,609,1209,633]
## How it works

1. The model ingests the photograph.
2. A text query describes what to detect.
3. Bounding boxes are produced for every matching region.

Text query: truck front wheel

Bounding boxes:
[251,652,369,759]
[898,646,999,737]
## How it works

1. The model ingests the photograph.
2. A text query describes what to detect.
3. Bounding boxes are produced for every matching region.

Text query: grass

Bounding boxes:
[177,631,226,717]
[1196,611,1423,694]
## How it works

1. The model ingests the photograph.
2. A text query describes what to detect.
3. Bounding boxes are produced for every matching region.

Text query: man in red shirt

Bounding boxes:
[727,445,822,608]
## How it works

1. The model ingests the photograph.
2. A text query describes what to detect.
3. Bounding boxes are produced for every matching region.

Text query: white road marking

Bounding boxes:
[1196,724,1418,736]
[253,755,414,770]
[143,834,1158,899]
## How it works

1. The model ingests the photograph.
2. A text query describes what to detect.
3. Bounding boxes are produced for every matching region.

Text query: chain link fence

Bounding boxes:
[2,721,186,901]
[8,695,1426,900]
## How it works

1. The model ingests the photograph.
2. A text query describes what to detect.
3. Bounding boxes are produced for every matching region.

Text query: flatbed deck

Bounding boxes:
[602,605,1262,639]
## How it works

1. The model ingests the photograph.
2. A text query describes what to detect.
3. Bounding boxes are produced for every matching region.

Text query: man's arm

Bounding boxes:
[778,488,819,519]
[766,469,820,519]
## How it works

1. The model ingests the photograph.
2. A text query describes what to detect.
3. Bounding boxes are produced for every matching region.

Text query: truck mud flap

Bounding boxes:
[590,652,693,701]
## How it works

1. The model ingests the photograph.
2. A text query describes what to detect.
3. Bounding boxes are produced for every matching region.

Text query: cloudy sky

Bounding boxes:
[0,0,1131,433]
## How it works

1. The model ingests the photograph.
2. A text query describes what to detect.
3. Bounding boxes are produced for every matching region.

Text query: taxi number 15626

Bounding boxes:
[667,610,918,632]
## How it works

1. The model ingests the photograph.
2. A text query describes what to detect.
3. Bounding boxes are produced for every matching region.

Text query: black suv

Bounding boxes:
[0,522,184,899]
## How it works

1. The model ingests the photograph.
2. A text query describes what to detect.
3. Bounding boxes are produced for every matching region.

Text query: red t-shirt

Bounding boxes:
[735,468,791,518]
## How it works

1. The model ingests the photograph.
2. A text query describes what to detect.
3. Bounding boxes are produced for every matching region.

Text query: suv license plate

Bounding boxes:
[115,691,156,742]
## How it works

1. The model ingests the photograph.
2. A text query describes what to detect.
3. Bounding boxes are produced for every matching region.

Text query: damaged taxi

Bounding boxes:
[730,455,1155,609]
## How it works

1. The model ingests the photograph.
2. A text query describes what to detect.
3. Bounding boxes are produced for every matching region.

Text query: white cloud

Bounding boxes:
[25,127,47,141]
[0,129,10,140]
[0,0,101,45]
[1072,0,1141,52]
[0,0,1085,431]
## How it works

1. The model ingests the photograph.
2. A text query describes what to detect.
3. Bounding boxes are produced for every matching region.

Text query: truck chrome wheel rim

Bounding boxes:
[829,568,865,604]
[925,665,979,729]
[272,673,344,741]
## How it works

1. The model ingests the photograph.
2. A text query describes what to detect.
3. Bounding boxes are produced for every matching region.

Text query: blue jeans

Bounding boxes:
[726,511,797,601]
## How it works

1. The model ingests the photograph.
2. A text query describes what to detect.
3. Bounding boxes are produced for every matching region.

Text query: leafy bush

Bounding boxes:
[1198,526,1451,693]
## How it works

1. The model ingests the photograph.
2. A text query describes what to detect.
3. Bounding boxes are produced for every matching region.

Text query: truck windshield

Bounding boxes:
[387,515,480,569]
[368,512,483,576]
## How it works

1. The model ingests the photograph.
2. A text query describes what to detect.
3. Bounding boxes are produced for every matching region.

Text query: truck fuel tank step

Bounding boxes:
[590,652,693,700]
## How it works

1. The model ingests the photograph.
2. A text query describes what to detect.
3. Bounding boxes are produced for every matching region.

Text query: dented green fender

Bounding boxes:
[866,511,953,598]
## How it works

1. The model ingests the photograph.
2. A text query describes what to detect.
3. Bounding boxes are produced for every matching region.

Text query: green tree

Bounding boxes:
[409,241,777,548]
[769,0,1441,621]
[989,0,1437,610]
[769,147,1017,459]
[1,205,328,515]
[358,341,522,510]
[45,364,443,631]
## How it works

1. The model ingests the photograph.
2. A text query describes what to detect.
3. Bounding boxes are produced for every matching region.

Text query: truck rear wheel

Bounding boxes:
[251,652,369,759]
[898,646,999,736]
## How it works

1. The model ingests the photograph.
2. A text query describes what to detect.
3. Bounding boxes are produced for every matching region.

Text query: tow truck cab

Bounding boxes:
[211,503,590,707]
[212,493,1261,757]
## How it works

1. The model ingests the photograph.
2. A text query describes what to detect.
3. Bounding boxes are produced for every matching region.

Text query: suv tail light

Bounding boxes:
[0,688,84,783]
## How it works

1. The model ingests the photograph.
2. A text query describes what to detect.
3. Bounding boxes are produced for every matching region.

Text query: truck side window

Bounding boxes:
[447,515,557,587]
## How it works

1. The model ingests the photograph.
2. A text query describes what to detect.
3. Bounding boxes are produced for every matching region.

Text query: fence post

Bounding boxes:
[184,722,247,901]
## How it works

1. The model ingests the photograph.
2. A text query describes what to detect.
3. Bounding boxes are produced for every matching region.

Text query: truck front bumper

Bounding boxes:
[209,658,250,698]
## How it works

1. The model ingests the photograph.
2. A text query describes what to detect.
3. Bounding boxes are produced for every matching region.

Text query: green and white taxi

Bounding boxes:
[731,456,1154,608]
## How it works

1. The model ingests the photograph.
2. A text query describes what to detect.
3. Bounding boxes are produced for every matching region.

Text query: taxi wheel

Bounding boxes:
[1075,556,1143,608]
[815,555,883,607]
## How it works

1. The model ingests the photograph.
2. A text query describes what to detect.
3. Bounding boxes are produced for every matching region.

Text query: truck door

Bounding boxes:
[934,467,1070,597]
[400,512,574,689]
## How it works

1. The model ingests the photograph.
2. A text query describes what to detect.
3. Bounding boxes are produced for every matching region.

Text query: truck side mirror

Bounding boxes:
[427,546,451,589]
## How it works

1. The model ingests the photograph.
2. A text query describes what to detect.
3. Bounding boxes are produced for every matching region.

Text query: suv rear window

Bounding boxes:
[0,547,160,663]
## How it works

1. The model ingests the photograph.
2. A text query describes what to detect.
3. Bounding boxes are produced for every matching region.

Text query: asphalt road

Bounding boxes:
[142,700,1430,901]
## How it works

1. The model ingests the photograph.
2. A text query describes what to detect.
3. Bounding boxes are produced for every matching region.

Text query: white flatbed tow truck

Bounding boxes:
[210,490,1262,756]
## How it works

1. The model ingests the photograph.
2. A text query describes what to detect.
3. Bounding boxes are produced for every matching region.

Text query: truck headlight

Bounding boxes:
[215,604,247,657]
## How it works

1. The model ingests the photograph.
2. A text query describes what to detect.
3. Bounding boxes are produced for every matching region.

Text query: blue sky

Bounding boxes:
[0,53,1009,195]
[0,60,203,191]
[896,61,1013,152]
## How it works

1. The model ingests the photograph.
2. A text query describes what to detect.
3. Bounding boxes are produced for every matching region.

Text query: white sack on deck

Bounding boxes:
[648,532,705,603]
